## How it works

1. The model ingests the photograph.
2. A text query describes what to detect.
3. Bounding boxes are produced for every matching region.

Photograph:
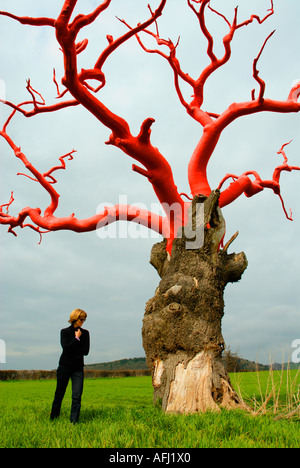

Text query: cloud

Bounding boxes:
[223,303,300,364]
[0,0,300,370]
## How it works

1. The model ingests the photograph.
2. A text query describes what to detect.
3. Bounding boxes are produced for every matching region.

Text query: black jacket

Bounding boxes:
[58,325,90,370]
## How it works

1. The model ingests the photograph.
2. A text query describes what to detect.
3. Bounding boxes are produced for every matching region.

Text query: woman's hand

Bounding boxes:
[75,329,82,339]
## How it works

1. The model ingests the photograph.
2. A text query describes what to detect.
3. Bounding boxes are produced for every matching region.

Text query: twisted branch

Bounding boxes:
[218,142,300,220]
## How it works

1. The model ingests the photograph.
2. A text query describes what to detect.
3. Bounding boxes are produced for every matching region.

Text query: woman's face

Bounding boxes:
[73,316,86,328]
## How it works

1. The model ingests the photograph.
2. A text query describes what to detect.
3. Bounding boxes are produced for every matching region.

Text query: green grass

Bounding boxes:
[0,372,300,448]
[231,369,300,416]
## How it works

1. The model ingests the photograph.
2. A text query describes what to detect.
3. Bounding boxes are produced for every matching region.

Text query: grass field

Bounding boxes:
[0,370,300,448]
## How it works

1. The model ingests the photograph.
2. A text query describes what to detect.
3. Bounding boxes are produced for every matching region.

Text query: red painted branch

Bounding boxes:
[218,143,300,221]
[188,2,239,109]
[0,1,184,254]
[94,0,167,72]
[107,128,185,215]
[0,10,55,27]
[43,150,76,184]
[189,92,300,197]
[1,97,80,118]
[69,0,112,36]
[0,203,166,240]
[236,0,274,29]
[253,31,276,102]
[188,126,221,197]
[0,115,168,238]
[1,0,299,256]
[0,129,60,217]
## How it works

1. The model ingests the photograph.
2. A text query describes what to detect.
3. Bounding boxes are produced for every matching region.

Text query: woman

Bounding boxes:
[50,309,90,424]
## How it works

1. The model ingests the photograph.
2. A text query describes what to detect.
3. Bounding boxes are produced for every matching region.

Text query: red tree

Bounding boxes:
[1,1,299,412]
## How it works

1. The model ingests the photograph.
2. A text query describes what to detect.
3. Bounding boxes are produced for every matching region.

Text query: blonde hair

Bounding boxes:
[68,309,87,324]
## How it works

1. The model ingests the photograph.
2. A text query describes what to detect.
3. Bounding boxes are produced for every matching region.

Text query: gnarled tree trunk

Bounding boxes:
[142,191,248,413]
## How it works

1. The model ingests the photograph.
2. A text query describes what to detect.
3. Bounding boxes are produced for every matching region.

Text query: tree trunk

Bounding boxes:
[142,190,248,413]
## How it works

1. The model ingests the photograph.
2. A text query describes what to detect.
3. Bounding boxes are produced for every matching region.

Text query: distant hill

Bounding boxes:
[85,356,299,373]
[85,357,148,371]
[271,362,300,370]
[86,356,264,372]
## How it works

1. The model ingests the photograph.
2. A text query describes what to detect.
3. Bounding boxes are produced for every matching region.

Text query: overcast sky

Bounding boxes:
[0,0,300,370]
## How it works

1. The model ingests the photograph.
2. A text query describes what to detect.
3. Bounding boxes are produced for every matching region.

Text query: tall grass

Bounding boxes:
[231,366,300,420]
[1,372,300,448]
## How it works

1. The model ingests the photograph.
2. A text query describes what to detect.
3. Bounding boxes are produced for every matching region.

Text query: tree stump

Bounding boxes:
[142,190,248,413]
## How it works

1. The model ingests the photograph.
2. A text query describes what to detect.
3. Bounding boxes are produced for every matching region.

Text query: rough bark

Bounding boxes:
[142,190,248,413]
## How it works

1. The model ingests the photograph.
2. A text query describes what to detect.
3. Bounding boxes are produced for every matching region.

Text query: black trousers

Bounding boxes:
[50,365,84,423]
